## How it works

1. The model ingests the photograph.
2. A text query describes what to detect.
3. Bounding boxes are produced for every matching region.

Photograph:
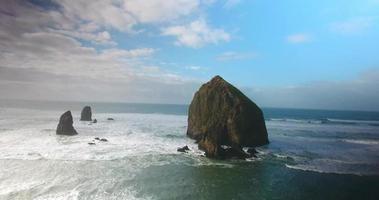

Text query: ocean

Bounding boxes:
[0,100,378,200]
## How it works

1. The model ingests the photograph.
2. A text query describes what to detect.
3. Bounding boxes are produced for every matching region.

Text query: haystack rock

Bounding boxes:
[56,111,78,135]
[80,106,92,121]
[187,75,269,159]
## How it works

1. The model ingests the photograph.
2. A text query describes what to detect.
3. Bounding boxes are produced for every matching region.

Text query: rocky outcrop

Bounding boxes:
[177,145,190,153]
[80,106,92,121]
[187,75,269,159]
[56,111,78,135]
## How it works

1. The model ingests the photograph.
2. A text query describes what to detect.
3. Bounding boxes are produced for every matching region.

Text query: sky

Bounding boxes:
[0,0,379,111]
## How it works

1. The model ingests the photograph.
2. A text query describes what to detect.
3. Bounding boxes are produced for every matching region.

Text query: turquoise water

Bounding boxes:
[0,100,378,199]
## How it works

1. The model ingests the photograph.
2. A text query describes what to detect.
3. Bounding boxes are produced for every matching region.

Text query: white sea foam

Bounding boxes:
[342,139,379,145]
[0,111,194,162]
[327,118,379,126]
[285,158,379,176]
[269,118,323,124]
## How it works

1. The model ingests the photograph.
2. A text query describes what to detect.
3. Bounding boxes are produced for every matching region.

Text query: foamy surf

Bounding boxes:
[342,139,379,145]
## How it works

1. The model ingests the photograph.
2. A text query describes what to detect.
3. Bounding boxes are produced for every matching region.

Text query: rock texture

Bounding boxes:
[56,111,78,135]
[80,106,92,121]
[187,75,268,159]
[177,145,190,153]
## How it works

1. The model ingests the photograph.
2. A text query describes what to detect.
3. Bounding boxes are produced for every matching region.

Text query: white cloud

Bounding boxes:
[217,51,258,61]
[223,0,242,9]
[56,0,212,30]
[162,19,230,48]
[0,66,200,104]
[55,0,137,32]
[330,17,374,34]
[0,0,225,103]
[186,66,202,70]
[286,33,311,43]
[100,48,156,60]
[0,0,211,80]
[50,29,116,45]
[123,0,200,23]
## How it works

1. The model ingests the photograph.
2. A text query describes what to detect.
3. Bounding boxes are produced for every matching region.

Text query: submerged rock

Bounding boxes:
[107,118,114,121]
[177,145,190,153]
[187,75,269,159]
[247,148,258,155]
[223,146,250,159]
[80,106,92,121]
[94,137,100,140]
[56,111,78,136]
[88,142,96,145]
[100,138,108,142]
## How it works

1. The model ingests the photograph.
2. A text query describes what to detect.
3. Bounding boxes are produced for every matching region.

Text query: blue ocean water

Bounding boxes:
[0,99,378,199]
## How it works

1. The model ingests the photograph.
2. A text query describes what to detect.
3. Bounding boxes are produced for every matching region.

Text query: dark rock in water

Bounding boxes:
[56,111,78,136]
[247,148,258,155]
[107,118,114,121]
[88,142,96,145]
[100,138,108,142]
[177,145,190,153]
[93,119,97,123]
[223,146,250,159]
[246,148,258,158]
[94,137,100,140]
[187,75,269,159]
[80,106,92,121]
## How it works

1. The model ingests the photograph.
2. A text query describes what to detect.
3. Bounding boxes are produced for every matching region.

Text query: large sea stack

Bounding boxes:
[187,75,269,159]
[56,111,78,135]
[80,106,92,121]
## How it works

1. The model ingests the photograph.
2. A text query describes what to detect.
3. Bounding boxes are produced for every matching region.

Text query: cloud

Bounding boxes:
[55,0,137,32]
[0,0,222,103]
[0,30,158,79]
[100,48,156,60]
[162,19,230,48]
[55,0,215,31]
[244,69,379,111]
[330,17,374,35]
[3,64,379,110]
[223,0,242,9]
[0,66,200,104]
[50,29,115,45]
[0,0,216,46]
[286,33,311,43]
[186,66,202,70]
[123,0,201,23]
[0,0,213,80]
[216,51,258,61]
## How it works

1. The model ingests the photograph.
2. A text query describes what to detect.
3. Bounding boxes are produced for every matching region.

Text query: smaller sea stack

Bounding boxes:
[80,106,92,121]
[56,111,78,135]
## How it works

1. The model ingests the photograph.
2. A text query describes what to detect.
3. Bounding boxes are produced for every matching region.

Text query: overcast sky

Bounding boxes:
[0,0,379,111]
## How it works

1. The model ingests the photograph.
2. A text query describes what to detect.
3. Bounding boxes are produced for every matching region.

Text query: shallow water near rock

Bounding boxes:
[0,101,379,199]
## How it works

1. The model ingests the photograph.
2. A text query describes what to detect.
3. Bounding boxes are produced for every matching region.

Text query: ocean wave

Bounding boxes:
[268,118,323,124]
[327,118,379,126]
[285,158,379,176]
[341,139,379,145]
[268,117,379,126]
